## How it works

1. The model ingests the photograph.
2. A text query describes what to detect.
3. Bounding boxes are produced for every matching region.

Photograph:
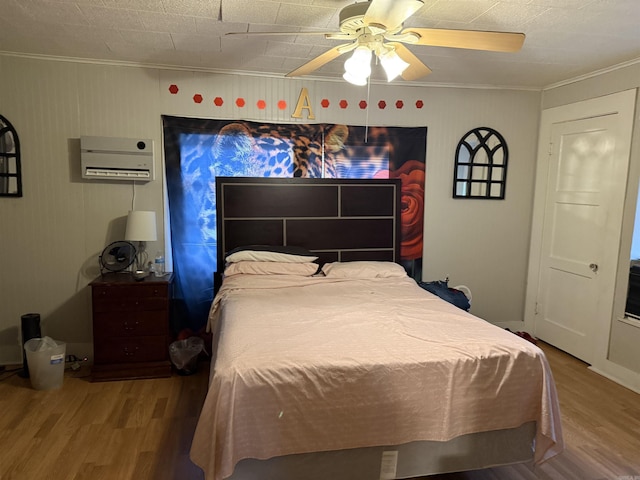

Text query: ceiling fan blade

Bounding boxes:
[364,0,425,32]
[386,42,432,81]
[402,28,525,52]
[226,30,340,37]
[286,43,354,78]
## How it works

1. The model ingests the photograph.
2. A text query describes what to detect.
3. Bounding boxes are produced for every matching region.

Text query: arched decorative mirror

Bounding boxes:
[453,127,508,199]
[0,115,22,197]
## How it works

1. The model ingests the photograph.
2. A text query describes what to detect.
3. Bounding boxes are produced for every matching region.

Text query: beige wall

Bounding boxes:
[542,64,640,378]
[0,54,541,363]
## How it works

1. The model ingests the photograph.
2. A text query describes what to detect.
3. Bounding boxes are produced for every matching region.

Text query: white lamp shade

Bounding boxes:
[380,49,410,82]
[343,71,369,86]
[343,47,372,86]
[344,46,372,78]
[125,210,157,241]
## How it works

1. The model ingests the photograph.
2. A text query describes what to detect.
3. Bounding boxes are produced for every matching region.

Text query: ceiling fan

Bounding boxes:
[227,0,525,85]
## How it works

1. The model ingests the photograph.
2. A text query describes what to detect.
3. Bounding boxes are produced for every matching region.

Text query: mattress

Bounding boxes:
[190,274,563,480]
[226,422,537,480]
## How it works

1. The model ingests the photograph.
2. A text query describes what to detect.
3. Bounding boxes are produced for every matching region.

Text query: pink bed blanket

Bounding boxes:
[191,275,563,479]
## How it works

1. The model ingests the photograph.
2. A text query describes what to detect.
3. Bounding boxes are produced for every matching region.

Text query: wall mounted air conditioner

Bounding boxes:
[80,136,154,182]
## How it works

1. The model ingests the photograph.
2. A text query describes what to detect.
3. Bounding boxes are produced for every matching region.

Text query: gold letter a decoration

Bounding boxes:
[291,87,315,120]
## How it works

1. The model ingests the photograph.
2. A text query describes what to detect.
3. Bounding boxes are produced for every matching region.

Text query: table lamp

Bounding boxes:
[124,210,157,276]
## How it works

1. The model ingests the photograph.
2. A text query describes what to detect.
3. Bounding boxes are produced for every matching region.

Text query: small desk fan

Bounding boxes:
[99,241,136,274]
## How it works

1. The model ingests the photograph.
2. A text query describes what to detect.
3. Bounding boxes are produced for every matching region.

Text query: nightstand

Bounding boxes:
[90,272,173,381]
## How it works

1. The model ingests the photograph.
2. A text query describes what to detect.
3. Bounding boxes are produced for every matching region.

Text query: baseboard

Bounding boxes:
[494,321,530,332]
[589,362,640,395]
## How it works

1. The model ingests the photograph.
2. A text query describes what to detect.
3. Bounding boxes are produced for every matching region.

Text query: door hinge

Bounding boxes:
[548,143,553,155]
[534,302,540,315]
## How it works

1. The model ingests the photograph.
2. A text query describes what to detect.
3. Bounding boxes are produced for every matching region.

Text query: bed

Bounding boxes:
[190,177,563,480]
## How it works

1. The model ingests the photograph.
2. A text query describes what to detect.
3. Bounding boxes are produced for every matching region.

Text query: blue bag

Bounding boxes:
[418,279,471,311]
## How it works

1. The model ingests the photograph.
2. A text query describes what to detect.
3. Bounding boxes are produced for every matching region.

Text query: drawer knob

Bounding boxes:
[123,346,140,356]
[123,320,140,331]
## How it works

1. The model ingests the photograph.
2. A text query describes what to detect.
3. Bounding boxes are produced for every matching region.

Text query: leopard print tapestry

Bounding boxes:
[163,116,426,332]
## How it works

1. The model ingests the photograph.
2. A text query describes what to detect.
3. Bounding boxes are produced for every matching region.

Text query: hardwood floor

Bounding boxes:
[0,342,638,480]
[428,342,640,480]
[0,364,208,480]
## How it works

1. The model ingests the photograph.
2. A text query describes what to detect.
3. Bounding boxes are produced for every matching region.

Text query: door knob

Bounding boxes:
[589,263,599,272]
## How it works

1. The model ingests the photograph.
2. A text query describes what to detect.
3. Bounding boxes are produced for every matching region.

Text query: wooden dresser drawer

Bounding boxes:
[92,284,169,300]
[93,310,168,337]
[94,335,168,364]
[92,295,168,313]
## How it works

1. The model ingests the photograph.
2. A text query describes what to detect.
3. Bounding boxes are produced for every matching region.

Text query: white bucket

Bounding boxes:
[24,337,66,390]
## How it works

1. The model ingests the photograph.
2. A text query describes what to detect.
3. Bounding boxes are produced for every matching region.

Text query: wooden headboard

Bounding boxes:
[215,177,402,268]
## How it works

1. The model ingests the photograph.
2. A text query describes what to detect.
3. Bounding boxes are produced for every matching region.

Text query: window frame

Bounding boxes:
[453,127,508,200]
[0,114,22,197]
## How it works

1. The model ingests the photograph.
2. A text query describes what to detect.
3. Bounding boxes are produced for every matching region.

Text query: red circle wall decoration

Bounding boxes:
[170,90,429,112]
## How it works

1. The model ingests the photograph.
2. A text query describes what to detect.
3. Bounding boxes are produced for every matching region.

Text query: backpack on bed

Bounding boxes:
[418,279,471,311]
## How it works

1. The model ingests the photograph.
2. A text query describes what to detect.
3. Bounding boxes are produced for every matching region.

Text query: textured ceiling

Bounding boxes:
[1,0,639,89]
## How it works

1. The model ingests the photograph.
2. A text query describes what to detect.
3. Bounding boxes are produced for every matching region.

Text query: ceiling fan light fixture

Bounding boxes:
[379,48,410,81]
[343,70,369,86]
[344,46,372,78]
[249,1,525,82]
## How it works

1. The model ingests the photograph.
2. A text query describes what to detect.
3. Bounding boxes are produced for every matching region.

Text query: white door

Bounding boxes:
[535,117,615,362]
[528,90,635,365]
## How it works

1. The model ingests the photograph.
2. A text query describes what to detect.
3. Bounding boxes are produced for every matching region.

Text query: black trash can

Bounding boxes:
[19,313,42,378]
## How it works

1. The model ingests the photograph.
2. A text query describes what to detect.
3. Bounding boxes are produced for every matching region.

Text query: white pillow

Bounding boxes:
[224,261,319,277]
[321,261,407,279]
[225,245,318,264]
